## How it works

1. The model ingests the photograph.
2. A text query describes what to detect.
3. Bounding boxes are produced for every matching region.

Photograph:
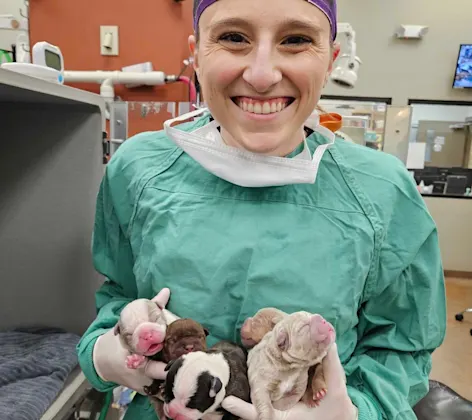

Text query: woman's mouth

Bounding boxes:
[232,96,295,115]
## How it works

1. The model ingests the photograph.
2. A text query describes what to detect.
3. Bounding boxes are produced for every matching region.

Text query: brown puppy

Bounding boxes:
[149,318,209,419]
[241,308,328,407]
[162,318,209,362]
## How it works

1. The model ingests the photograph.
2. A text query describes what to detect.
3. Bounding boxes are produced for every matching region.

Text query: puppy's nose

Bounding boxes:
[185,344,194,351]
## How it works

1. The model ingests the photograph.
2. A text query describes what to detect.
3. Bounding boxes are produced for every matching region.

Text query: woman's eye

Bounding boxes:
[219,33,247,44]
[282,36,312,46]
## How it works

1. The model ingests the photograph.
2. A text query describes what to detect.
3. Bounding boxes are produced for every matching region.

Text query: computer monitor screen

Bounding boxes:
[453,44,472,89]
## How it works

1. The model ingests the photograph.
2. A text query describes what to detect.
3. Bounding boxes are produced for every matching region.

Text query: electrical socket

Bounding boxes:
[100,25,119,56]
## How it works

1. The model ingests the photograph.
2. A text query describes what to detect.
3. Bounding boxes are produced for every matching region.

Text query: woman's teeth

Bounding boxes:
[236,98,290,115]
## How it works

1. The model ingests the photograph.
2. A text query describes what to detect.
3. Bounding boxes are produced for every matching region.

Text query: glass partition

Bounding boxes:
[318,98,388,150]
[407,101,472,197]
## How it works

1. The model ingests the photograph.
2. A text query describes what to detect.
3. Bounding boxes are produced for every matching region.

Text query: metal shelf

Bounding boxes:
[0,69,105,420]
[41,369,91,420]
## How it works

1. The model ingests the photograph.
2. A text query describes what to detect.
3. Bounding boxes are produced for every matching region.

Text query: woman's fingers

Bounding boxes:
[144,360,168,380]
[151,287,171,308]
[221,396,259,420]
[321,343,347,389]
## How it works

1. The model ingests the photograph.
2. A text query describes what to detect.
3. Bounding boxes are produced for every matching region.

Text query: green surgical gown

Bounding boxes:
[77,114,446,420]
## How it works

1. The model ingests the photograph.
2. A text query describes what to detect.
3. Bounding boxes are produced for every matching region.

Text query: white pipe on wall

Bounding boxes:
[63,70,166,85]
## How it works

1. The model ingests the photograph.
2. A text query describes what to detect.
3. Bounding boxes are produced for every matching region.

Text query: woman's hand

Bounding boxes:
[92,288,176,395]
[222,343,358,420]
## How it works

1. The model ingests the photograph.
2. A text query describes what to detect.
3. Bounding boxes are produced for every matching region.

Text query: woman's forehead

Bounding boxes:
[195,0,336,40]
[198,0,331,34]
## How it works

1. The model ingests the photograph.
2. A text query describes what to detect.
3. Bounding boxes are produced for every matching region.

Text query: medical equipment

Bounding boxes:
[1,41,64,84]
[63,58,197,119]
[330,23,362,89]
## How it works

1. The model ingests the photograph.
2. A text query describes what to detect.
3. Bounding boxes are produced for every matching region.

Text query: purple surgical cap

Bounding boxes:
[193,0,337,42]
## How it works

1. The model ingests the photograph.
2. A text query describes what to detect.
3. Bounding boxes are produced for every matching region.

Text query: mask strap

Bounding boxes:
[163,107,208,130]
[315,124,336,145]
[310,124,336,164]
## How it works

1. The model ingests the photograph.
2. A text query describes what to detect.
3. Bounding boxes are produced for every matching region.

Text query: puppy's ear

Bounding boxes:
[113,323,121,336]
[203,327,210,337]
[271,313,284,328]
[276,329,289,351]
[164,359,176,372]
[209,376,222,398]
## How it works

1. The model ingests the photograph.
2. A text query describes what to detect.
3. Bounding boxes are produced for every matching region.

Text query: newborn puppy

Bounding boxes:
[149,319,209,419]
[241,307,329,406]
[240,307,286,348]
[247,311,336,420]
[162,341,250,420]
[114,298,169,369]
[162,318,209,362]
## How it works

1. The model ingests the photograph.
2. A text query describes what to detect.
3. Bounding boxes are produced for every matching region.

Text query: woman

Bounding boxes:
[77,0,447,419]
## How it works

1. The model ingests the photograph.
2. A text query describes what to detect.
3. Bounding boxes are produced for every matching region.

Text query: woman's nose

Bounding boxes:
[242,47,282,93]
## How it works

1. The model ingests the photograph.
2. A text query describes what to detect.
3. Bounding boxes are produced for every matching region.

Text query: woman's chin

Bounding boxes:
[240,134,302,156]
[234,133,286,155]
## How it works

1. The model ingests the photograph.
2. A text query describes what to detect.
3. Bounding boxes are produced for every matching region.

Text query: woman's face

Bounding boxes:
[189,0,338,156]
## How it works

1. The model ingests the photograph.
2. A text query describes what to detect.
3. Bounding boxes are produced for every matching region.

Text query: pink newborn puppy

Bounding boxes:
[114,292,174,369]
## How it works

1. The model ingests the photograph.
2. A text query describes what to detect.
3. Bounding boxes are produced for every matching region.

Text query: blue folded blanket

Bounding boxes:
[0,327,81,420]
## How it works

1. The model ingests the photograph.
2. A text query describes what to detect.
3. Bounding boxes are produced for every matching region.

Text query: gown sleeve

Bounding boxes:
[344,172,447,420]
[76,163,138,392]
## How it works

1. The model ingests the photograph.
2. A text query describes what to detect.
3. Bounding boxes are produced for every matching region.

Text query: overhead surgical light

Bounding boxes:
[330,23,362,89]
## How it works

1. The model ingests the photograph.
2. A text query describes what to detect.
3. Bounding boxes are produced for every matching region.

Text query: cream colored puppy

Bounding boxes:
[247,311,336,420]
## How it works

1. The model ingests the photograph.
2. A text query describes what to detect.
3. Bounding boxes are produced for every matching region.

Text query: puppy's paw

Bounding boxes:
[313,388,327,402]
[126,354,146,369]
[301,387,326,408]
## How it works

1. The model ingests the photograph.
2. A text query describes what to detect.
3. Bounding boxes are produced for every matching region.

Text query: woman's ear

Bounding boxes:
[188,34,199,77]
[328,42,341,73]
[324,43,341,87]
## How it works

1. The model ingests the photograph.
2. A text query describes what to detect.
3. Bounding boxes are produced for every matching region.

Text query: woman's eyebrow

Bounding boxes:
[279,18,324,36]
[208,17,324,36]
[208,17,252,32]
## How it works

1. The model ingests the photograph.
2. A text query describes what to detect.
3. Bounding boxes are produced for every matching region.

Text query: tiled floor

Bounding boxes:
[430,277,472,401]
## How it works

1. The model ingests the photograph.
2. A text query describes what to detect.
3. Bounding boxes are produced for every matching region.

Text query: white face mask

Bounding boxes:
[163,107,336,188]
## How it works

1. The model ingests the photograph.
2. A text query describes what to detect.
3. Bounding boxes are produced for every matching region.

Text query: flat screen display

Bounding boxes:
[45,49,61,71]
[453,44,472,89]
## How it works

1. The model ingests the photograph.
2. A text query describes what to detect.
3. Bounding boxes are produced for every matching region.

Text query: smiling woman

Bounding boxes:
[190,0,337,156]
[76,1,447,420]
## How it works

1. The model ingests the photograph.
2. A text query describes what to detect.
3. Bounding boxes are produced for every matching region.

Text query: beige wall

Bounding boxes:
[423,197,472,272]
[323,0,472,105]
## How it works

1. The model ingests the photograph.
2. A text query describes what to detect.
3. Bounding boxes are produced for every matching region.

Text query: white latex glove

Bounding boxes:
[92,288,179,395]
[222,343,358,420]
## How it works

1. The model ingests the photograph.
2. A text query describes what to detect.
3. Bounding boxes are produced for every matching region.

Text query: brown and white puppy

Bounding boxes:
[241,307,329,406]
[246,311,336,420]
[150,319,210,419]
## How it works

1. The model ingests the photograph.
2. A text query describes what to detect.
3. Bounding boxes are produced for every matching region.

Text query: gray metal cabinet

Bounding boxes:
[0,68,106,420]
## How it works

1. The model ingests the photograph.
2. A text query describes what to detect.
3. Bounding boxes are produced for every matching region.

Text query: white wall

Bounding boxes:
[0,0,26,51]
[323,0,472,105]
[411,105,472,125]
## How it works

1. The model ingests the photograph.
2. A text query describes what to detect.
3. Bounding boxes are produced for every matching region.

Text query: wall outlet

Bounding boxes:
[100,25,119,56]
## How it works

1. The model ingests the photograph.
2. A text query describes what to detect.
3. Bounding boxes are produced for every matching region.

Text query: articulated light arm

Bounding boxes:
[330,23,362,88]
